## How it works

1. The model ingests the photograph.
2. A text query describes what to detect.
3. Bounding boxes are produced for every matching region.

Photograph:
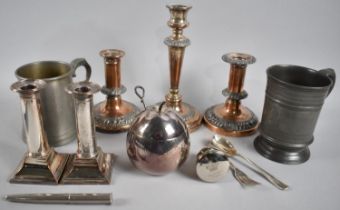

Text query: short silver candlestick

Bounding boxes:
[10,79,68,184]
[61,81,115,184]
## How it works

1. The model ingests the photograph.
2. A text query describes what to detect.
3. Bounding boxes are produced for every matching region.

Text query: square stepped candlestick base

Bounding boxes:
[60,148,115,184]
[9,150,68,184]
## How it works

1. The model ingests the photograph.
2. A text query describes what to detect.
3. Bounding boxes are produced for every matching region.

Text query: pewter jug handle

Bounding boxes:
[70,58,92,81]
[318,68,336,96]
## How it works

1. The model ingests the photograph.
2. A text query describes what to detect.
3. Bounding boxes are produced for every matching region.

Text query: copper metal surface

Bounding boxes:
[161,5,202,132]
[61,81,115,184]
[94,49,139,132]
[204,53,258,137]
[10,79,68,184]
[101,49,124,89]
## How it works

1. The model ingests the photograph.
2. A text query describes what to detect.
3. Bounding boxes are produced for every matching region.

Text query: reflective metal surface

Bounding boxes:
[5,193,112,205]
[254,65,336,164]
[61,81,115,184]
[10,79,68,184]
[196,146,260,187]
[206,144,260,187]
[212,135,289,190]
[127,86,190,176]
[229,162,260,188]
[196,147,230,182]
[94,49,140,132]
[15,59,91,146]
[204,53,258,137]
[160,4,202,132]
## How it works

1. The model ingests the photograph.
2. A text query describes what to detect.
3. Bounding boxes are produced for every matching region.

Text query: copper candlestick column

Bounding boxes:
[61,81,115,184]
[204,53,258,137]
[10,80,68,184]
[94,49,139,132]
[161,5,202,132]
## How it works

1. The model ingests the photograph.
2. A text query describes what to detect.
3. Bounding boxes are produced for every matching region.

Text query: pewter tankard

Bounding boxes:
[15,59,91,146]
[254,65,335,164]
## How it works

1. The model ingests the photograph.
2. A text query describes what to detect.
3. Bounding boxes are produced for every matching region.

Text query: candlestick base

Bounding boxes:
[60,147,115,184]
[94,99,140,133]
[155,102,202,132]
[9,150,68,184]
[204,103,258,137]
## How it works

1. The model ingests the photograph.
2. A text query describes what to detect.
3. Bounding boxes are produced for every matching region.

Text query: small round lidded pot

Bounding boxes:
[196,147,230,182]
[126,86,190,176]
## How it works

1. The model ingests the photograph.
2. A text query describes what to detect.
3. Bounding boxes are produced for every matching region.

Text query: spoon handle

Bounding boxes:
[236,153,289,190]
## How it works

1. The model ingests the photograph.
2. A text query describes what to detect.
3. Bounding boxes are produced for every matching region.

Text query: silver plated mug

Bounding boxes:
[254,65,335,164]
[15,59,91,146]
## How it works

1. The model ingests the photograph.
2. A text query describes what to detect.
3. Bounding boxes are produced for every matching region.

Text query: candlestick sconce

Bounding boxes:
[61,81,115,184]
[10,80,68,184]
[204,53,258,137]
[94,49,140,133]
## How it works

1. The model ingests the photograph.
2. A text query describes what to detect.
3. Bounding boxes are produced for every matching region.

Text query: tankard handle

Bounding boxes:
[318,68,336,96]
[70,58,92,81]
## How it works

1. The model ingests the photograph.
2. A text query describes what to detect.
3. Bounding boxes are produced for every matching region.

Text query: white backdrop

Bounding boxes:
[0,0,339,209]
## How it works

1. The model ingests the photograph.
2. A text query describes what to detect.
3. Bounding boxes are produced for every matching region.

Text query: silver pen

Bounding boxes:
[4,193,112,205]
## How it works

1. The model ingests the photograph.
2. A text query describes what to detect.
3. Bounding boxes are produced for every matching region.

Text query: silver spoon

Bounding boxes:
[212,135,289,191]
[207,144,261,188]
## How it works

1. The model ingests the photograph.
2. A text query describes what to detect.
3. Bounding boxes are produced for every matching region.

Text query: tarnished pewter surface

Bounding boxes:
[254,65,336,164]
[15,59,91,146]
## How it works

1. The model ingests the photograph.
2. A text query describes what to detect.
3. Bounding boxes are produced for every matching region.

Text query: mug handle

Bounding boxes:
[318,68,336,96]
[70,58,92,81]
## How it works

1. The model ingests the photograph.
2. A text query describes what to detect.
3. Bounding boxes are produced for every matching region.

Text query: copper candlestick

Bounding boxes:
[94,49,139,132]
[61,81,115,184]
[204,52,258,137]
[160,4,202,132]
[10,80,68,184]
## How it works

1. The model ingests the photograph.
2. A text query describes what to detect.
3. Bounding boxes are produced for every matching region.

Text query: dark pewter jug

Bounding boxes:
[254,65,335,164]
